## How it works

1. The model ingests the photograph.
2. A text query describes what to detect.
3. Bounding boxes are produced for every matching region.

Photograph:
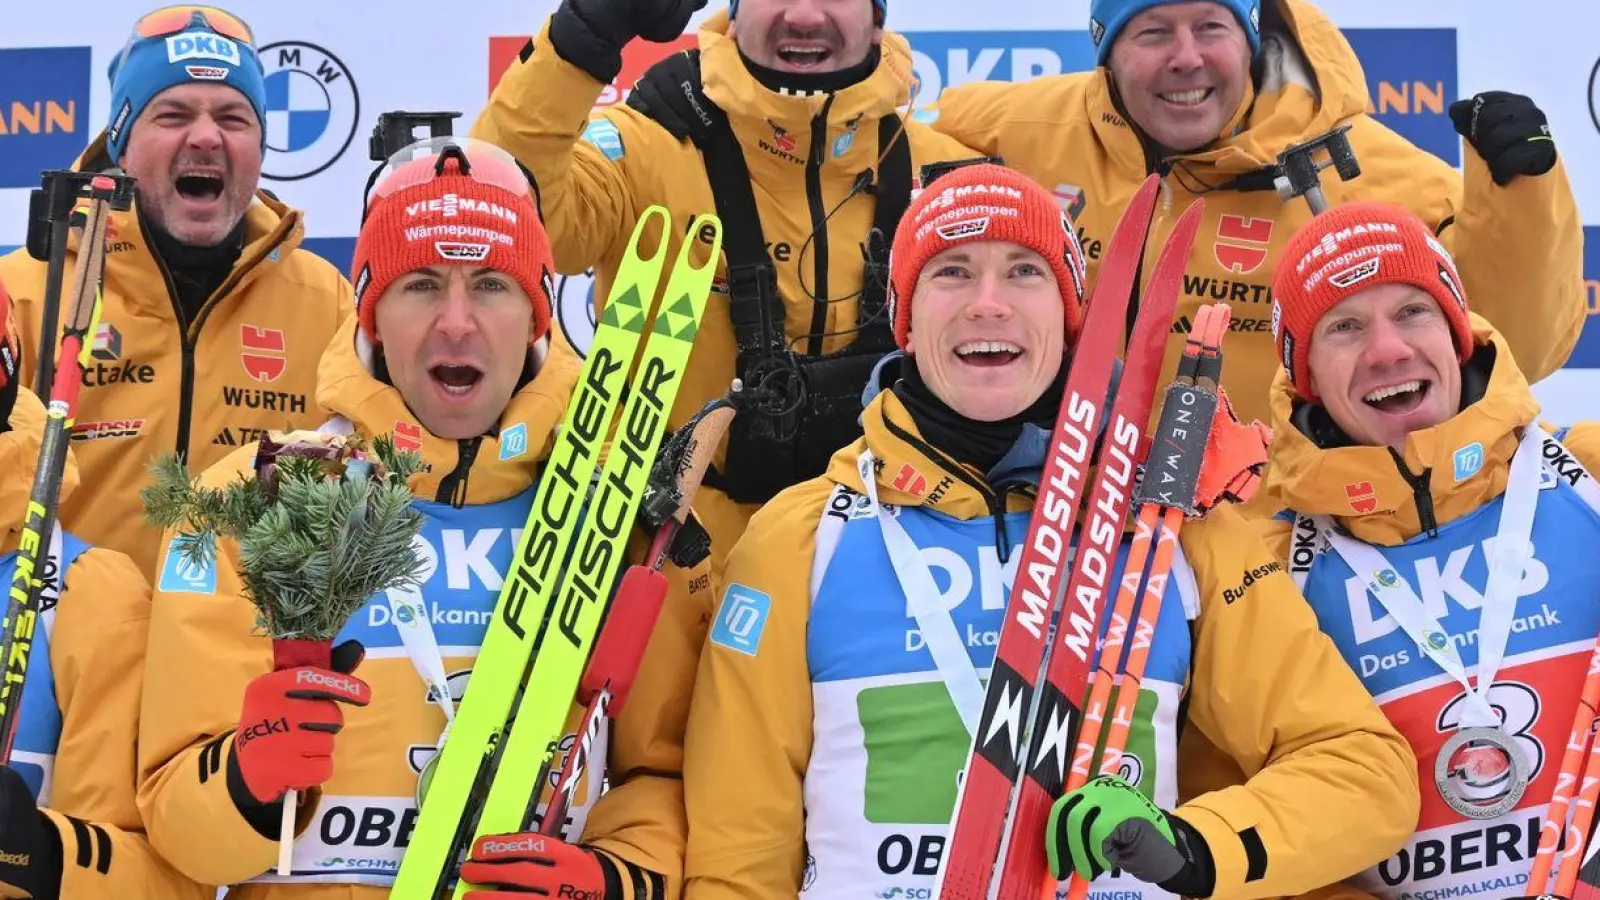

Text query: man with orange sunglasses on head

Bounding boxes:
[0,4,352,580]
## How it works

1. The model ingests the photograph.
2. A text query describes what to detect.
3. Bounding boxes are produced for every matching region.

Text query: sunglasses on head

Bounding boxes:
[131,4,255,44]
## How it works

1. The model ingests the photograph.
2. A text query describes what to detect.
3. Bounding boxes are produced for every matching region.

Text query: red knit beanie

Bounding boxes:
[1270,202,1473,401]
[888,163,1087,350]
[351,142,554,346]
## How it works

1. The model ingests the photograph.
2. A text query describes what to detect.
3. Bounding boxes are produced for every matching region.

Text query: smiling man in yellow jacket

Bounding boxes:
[0,7,351,578]
[473,0,976,573]
[0,280,210,900]
[927,0,1583,429]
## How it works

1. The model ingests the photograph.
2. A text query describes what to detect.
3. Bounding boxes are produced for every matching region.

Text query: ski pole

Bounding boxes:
[1062,304,1231,900]
[985,195,1206,900]
[0,173,133,762]
[24,170,105,396]
[531,400,736,836]
[1528,636,1600,892]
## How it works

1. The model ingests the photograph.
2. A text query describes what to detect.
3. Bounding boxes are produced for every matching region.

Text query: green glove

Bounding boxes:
[1045,775,1214,896]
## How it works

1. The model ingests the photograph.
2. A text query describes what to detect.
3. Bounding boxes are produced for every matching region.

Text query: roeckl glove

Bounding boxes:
[550,0,708,84]
[1449,91,1558,186]
[0,765,61,900]
[228,639,369,835]
[459,832,619,899]
[1046,775,1215,897]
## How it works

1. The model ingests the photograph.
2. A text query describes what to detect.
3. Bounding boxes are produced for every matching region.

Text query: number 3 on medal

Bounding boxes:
[1437,680,1545,775]
[1435,681,1542,819]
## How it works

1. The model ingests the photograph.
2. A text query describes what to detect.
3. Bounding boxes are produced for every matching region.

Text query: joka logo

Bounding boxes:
[893,463,927,497]
[240,325,287,383]
[0,48,90,190]
[259,42,359,181]
[394,421,424,453]
[1214,215,1273,275]
[487,34,697,108]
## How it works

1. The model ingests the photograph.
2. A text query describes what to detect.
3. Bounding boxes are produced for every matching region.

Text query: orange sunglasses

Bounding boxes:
[131,5,255,45]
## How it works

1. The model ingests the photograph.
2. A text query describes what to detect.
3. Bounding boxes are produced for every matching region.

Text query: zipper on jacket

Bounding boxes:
[881,409,1016,561]
[140,214,201,461]
[1387,448,1439,537]
[436,438,483,507]
[803,95,837,357]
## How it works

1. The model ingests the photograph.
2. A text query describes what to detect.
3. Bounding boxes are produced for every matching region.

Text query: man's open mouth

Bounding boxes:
[1158,88,1213,107]
[175,171,225,202]
[430,364,484,396]
[954,340,1024,368]
[776,41,834,68]
[1363,379,1430,414]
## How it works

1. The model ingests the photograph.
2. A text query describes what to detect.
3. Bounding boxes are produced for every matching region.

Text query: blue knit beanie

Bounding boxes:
[105,14,267,161]
[1089,0,1261,65]
[730,0,885,22]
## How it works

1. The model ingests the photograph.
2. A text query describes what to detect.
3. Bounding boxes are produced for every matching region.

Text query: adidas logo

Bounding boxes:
[214,428,238,446]
[1170,315,1193,334]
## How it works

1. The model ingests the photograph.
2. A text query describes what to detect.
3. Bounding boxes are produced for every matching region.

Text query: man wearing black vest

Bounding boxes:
[467,1,973,893]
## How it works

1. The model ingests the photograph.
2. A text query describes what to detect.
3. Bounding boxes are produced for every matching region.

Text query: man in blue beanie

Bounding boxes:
[0,5,350,573]
[926,0,1582,444]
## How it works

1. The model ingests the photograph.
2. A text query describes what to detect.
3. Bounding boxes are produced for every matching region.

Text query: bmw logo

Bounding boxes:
[258,41,360,182]
[555,269,599,358]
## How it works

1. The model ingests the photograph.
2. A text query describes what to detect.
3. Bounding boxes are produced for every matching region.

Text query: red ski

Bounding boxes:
[934,174,1162,899]
[993,198,1207,900]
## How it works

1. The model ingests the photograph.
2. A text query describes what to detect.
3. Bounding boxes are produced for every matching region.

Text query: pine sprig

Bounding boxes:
[141,433,428,640]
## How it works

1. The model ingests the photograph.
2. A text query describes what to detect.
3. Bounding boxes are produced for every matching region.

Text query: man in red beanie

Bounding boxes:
[138,137,706,899]
[681,162,1416,899]
[1206,201,1600,896]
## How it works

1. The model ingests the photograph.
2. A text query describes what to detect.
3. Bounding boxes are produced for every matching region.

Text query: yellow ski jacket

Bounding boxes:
[137,319,709,898]
[0,387,212,899]
[0,133,353,578]
[929,0,1583,429]
[684,388,1418,898]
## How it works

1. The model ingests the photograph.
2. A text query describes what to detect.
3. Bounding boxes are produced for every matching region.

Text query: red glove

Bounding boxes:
[459,833,617,899]
[232,638,370,806]
[1194,386,1272,512]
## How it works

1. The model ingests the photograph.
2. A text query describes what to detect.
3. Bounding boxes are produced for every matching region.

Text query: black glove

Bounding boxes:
[1449,91,1558,186]
[550,0,707,84]
[0,765,62,900]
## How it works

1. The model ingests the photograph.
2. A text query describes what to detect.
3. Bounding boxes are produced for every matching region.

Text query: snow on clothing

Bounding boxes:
[137,315,710,898]
[471,10,977,576]
[0,388,212,899]
[1236,318,1600,898]
[928,0,1584,430]
[0,132,353,579]
[682,387,1418,899]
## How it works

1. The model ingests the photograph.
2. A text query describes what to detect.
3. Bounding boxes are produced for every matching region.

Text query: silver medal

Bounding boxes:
[1434,726,1530,820]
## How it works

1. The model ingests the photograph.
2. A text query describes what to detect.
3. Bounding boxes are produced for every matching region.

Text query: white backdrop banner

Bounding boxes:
[2,1,1597,418]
